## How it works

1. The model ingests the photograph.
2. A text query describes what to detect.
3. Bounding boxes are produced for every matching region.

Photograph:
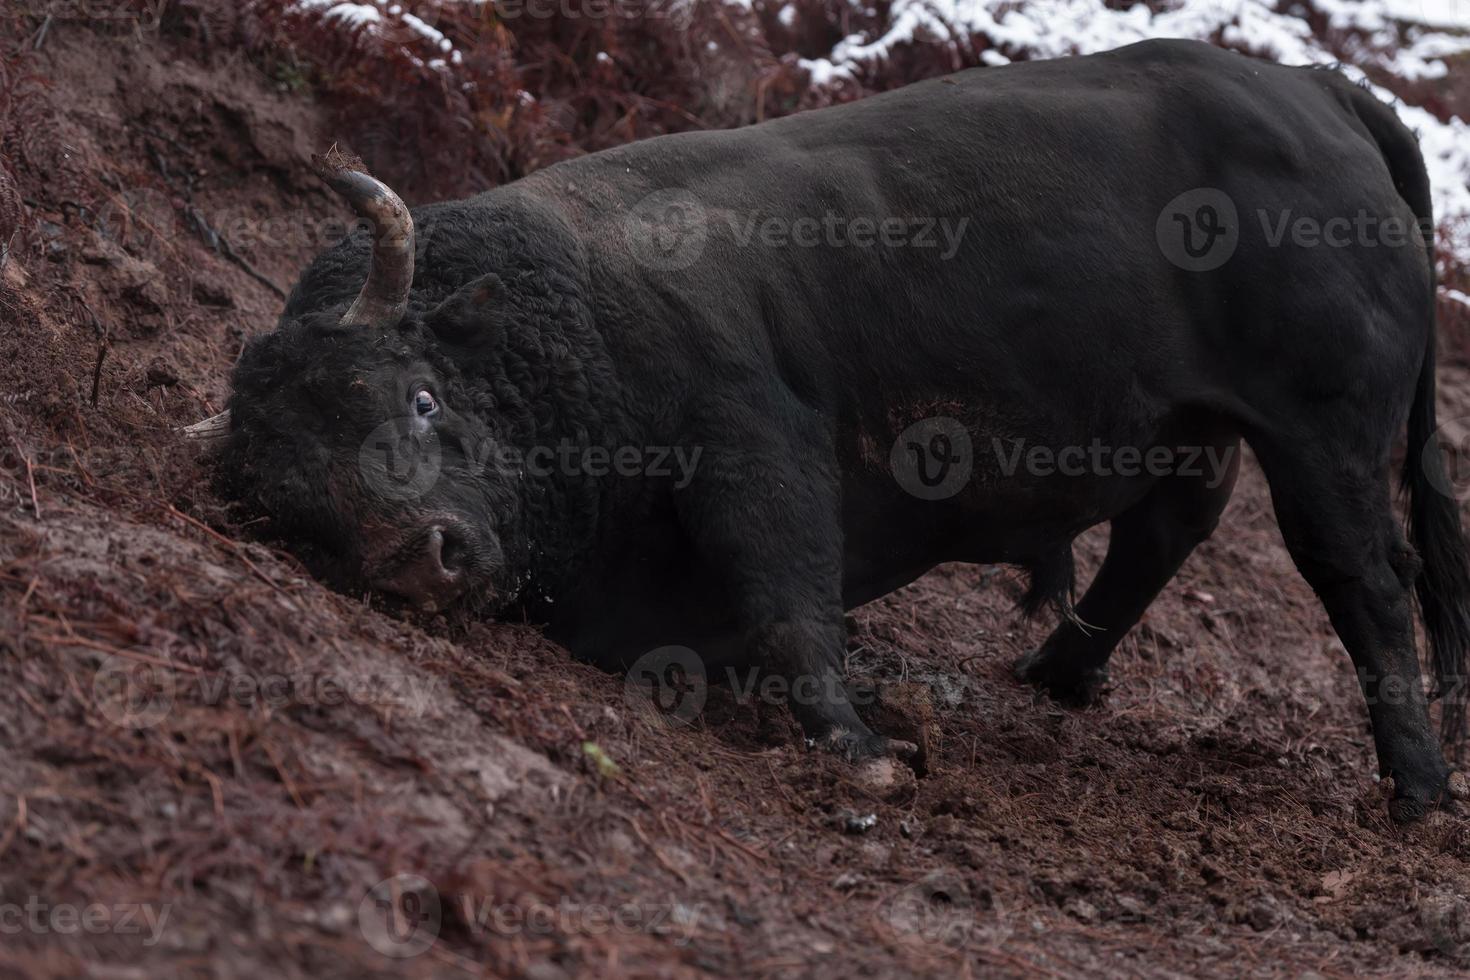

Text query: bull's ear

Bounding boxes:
[424,273,504,346]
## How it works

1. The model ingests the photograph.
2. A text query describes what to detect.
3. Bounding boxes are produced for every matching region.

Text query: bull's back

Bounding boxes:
[529,40,1413,413]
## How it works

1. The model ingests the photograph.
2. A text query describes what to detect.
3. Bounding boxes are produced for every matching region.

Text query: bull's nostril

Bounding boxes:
[375,525,474,607]
[434,526,468,577]
[423,525,467,578]
[423,526,450,579]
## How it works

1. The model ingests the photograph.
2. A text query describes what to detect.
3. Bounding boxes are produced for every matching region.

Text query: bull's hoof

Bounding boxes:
[1396,810,1458,852]
[815,728,919,764]
[1388,772,1466,825]
[1389,795,1433,825]
[1013,649,1108,706]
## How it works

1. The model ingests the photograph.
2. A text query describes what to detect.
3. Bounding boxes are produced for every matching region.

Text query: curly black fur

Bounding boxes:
[224,194,624,609]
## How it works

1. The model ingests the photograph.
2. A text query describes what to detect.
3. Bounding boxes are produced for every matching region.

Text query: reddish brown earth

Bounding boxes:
[6,10,1470,980]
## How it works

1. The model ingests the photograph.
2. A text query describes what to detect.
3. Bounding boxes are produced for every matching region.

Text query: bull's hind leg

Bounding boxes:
[1015,435,1240,703]
[1253,438,1451,822]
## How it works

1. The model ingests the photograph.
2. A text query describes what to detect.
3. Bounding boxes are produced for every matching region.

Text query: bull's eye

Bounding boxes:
[413,389,439,417]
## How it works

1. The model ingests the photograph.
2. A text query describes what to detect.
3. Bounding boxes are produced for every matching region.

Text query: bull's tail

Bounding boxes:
[1355,84,1470,752]
[1403,328,1470,751]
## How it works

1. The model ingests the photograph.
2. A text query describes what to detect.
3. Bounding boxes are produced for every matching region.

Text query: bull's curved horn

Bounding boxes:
[312,149,414,330]
[183,410,231,445]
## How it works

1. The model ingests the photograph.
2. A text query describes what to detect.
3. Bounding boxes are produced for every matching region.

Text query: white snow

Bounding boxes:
[302,0,382,30]
[294,2,460,72]
[1381,0,1470,30]
[400,11,449,48]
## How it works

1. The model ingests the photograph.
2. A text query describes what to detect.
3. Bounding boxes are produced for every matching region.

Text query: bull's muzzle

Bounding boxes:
[371,523,473,611]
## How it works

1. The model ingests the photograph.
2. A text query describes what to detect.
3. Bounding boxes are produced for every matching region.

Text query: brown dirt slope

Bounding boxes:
[5,10,1470,980]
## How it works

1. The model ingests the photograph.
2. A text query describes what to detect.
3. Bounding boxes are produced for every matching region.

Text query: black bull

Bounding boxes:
[209,40,1470,822]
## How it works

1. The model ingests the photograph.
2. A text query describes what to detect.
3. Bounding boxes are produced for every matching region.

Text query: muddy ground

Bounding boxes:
[6,8,1470,979]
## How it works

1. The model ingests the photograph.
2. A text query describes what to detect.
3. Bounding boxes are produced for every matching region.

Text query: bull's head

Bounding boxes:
[187,150,547,612]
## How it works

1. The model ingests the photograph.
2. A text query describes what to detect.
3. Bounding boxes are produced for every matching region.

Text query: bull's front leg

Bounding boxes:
[674,426,916,763]
[748,618,915,760]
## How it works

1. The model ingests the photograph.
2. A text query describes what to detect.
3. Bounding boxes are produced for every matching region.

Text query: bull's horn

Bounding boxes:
[183,410,231,444]
[312,149,414,330]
